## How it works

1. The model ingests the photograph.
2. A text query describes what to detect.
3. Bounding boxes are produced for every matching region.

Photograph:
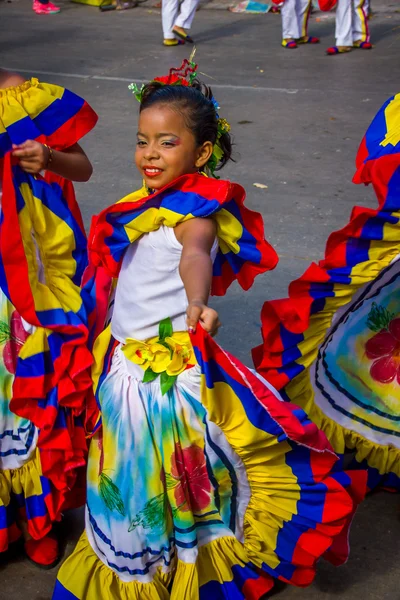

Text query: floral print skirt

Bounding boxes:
[85,344,244,581]
[0,290,42,551]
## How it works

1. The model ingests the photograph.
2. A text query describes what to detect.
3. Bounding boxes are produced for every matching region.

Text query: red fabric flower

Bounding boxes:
[365,317,400,384]
[170,443,211,513]
[153,59,196,87]
[2,311,29,374]
[154,75,189,86]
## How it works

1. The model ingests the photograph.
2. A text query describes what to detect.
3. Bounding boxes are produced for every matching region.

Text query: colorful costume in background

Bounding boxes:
[53,170,366,599]
[334,0,370,47]
[253,93,400,490]
[281,0,312,41]
[162,0,199,42]
[0,79,97,552]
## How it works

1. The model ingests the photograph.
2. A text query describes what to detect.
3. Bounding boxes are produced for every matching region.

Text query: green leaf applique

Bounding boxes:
[366,302,395,332]
[160,371,177,395]
[0,320,12,345]
[128,492,167,532]
[143,367,159,383]
[159,317,173,341]
[99,472,126,516]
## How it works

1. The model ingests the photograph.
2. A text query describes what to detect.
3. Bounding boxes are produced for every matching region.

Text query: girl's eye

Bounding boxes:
[161,141,175,147]
[137,140,146,147]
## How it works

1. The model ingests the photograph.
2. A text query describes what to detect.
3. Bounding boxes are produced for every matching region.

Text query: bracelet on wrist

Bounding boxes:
[43,144,53,169]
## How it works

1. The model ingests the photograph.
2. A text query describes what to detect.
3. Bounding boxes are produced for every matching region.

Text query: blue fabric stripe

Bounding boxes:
[386,167,400,211]
[277,361,304,381]
[33,88,85,135]
[0,501,18,530]
[364,96,393,158]
[174,519,224,534]
[13,488,48,519]
[270,441,326,580]
[35,308,85,328]
[88,507,174,561]
[0,89,85,159]
[0,422,36,457]
[199,562,263,599]
[52,580,80,600]
[204,418,237,533]
[199,579,245,599]
[161,189,220,217]
[195,353,283,438]
[16,350,54,379]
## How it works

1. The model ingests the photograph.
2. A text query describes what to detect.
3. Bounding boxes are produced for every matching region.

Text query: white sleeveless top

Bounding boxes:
[111,225,218,343]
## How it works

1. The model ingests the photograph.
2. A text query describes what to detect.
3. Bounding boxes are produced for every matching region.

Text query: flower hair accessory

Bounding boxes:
[128,54,231,178]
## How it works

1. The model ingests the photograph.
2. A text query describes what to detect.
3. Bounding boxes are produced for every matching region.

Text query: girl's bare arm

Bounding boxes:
[176,217,221,335]
[12,141,93,182]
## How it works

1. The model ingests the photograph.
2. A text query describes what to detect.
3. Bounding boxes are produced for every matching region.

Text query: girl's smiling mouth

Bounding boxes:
[143,167,163,177]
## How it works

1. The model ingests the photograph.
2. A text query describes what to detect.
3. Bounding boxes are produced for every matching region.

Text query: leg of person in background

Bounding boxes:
[162,0,183,45]
[172,0,200,44]
[353,0,372,48]
[296,0,320,45]
[281,0,301,48]
[326,0,353,55]
[32,0,60,14]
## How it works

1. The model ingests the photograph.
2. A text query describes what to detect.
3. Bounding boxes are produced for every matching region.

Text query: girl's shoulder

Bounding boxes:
[0,69,26,90]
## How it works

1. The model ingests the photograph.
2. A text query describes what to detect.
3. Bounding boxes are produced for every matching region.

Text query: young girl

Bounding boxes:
[0,69,97,568]
[53,59,365,599]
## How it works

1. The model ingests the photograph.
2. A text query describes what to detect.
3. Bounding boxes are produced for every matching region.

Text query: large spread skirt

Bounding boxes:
[0,78,97,550]
[54,329,366,599]
[253,92,400,489]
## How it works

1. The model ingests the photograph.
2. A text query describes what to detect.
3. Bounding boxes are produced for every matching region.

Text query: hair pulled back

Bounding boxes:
[139,79,233,172]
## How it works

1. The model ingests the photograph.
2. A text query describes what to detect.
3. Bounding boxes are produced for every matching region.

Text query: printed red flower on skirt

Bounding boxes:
[365,308,400,384]
[1,311,29,374]
[170,443,211,513]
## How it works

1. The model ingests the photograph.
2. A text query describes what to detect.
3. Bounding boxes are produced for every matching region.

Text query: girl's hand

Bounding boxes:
[187,301,221,337]
[12,140,49,174]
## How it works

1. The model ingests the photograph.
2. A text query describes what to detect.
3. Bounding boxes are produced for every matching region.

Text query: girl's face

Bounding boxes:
[135,104,213,190]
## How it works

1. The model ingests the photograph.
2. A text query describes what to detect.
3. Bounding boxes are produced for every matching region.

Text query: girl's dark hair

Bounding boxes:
[139,80,233,172]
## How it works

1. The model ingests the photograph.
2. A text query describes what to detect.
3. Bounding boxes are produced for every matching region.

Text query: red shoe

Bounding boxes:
[282,40,298,49]
[24,535,60,569]
[297,36,320,44]
[353,41,373,49]
[33,0,61,13]
[326,45,352,55]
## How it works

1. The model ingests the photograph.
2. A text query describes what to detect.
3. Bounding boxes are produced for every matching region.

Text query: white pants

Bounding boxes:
[335,0,370,46]
[162,0,200,39]
[281,0,312,40]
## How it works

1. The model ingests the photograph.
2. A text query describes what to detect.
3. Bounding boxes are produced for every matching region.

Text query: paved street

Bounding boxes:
[1,1,399,599]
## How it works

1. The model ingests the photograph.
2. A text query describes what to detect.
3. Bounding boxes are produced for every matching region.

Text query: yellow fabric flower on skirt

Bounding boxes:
[122,338,171,373]
[165,333,195,376]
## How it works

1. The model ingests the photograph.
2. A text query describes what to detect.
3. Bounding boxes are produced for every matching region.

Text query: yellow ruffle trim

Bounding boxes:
[286,371,400,477]
[0,448,53,540]
[0,448,43,507]
[56,532,260,600]
[57,532,172,600]
[0,77,39,97]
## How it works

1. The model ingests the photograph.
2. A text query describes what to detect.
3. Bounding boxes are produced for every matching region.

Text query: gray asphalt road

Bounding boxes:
[0,2,399,599]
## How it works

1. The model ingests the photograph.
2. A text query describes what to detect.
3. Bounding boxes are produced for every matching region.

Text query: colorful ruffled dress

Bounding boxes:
[54,174,366,600]
[253,93,400,490]
[0,78,98,551]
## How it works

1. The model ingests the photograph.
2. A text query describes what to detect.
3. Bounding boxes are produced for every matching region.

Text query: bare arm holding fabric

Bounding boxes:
[175,216,221,336]
[12,140,93,182]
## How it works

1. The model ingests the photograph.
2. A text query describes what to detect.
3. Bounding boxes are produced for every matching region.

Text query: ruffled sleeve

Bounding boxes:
[0,78,98,156]
[252,93,400,481]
